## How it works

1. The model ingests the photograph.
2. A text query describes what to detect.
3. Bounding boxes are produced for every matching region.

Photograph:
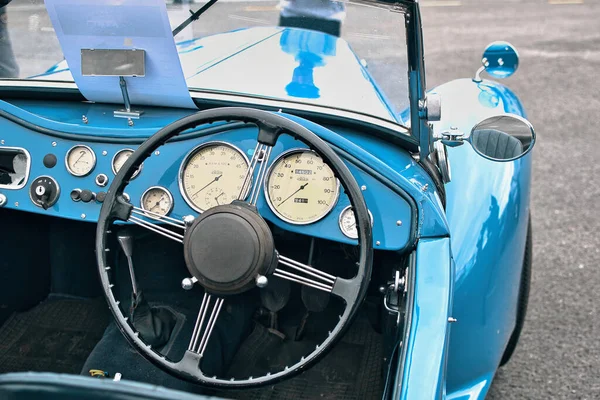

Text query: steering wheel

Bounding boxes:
[96,107,373,388]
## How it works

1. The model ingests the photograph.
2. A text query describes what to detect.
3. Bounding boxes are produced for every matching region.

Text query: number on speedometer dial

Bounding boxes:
[180,142,250,212]
[266,150,339,225]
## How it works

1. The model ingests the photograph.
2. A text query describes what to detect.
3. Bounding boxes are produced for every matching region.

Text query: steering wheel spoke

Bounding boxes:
[274,254,336,293]
[238,142,273,206]
[188,293,225,358]
[127,208,187,244]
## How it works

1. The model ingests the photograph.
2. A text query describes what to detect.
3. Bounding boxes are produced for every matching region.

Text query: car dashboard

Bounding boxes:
[0,99,417,251]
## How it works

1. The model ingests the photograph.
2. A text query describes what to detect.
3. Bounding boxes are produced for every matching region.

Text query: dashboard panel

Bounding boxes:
[0,105,415,251]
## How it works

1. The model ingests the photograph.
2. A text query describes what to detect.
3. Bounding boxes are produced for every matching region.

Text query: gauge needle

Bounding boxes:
[214,192,225,205]
[278,183,308,207]
[151,196,165,211]
[191,175,222,198]
[74,151,86,165]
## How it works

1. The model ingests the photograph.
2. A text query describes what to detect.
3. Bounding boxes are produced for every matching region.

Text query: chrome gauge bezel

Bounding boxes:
[112,148,142,179]
[264,148,340,226]
[65,144,96,177]
[338,205,374,239]
[178,141,251,213]
[140,186,174,219]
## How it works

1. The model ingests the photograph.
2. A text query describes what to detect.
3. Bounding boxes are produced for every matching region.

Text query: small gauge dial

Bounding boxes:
[141,186,173,218]
[112,149,142,179]
[65,145,96,177]
[339,205,373,239]
[180,142,250,212]
[266,150,339,225]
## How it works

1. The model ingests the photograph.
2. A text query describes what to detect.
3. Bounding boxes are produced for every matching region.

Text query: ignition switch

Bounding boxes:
[29,176,60,210]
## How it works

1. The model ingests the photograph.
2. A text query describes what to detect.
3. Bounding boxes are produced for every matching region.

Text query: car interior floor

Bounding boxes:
[0,208,386,399]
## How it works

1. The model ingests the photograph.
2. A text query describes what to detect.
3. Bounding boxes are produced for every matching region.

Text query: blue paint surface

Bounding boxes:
[430,78,532,399]
[0,100,445,251]
[399,238,453,400]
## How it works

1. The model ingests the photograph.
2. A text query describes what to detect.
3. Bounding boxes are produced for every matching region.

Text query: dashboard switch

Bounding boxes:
[29,176,60,210]
[43,154,57,169]
[70,189,82,202]
[80,189,96,203]
[96,191,107,203]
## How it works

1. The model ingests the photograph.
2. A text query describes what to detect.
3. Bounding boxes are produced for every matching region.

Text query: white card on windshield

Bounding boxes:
[45,0,197,109]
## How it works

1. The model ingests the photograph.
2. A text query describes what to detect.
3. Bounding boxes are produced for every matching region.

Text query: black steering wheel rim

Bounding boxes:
[96,107,373,388]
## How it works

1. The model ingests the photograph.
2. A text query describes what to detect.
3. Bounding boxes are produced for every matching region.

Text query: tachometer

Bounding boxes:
[266,149,339,225]
[65,145,96,177]
[179,142,250,212]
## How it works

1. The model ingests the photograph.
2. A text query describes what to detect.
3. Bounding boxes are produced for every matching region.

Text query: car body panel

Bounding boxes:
[0,98,447,251]
[397,237,453,400]
[432,78,532,399]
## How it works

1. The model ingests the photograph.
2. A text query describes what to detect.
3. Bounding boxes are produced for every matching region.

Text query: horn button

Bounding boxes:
[183,201,277,296]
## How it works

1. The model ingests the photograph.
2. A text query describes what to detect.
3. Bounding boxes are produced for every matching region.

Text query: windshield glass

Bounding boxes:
[0,0,408,124]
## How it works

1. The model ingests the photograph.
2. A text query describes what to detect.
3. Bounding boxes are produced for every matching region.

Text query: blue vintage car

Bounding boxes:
[0,0,534,399]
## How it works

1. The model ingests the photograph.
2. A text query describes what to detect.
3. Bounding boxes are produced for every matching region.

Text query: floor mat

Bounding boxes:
[215,316,384,400]
[0,296,109,374]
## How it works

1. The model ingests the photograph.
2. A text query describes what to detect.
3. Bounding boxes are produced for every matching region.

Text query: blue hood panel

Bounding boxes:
[38,27,397,122]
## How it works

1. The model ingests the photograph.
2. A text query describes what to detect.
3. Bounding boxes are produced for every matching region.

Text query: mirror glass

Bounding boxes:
[482,41,519,79]
[469,114,535,161]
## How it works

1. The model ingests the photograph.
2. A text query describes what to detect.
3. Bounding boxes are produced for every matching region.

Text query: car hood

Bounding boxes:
[37,27,398,122]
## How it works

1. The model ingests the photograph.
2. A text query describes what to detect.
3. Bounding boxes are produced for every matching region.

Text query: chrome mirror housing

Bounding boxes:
[474,41,519,82]
[469,114,535,162]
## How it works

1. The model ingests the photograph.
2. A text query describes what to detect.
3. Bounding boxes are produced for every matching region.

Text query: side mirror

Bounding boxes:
[474,41,519,82]
[469,114,535,162]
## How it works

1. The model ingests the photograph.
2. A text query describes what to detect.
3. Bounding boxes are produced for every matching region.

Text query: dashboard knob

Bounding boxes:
[80,189,95,203]
[29,176,60,210]
[96,191,107,203]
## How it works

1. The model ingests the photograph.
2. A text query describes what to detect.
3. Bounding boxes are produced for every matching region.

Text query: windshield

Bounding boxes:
[0,0,409,124]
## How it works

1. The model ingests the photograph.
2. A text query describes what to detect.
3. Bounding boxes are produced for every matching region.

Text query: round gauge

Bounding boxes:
[141,186,174,218]
[112,149,142,179]
[179,142,250,212]
[65,145,96,177]
[266,149,339,225]
[339,205,373,239]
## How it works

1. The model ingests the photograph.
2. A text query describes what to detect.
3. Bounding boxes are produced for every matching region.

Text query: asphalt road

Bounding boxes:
[3,0,600,398]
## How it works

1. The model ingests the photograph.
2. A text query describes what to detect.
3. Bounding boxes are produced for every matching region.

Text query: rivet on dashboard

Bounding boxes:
[154,151,160,156]
[51,142,57,147]
[81,213,86,219]
[128,119,134,127]
[102,151,108,156]
[82,115,88,124]
[0,140,4,145]
[361,185,367,191]
[14,201,18,207]
[396,220,403,226]
[376,241,381,246]
[0,193,6,207]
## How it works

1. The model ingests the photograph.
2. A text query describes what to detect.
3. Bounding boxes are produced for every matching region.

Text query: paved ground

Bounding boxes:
[3,0,600,398]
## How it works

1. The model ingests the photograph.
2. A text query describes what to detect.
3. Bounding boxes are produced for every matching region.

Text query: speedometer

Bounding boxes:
[179,142,250,212]
[266,149,339,225]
